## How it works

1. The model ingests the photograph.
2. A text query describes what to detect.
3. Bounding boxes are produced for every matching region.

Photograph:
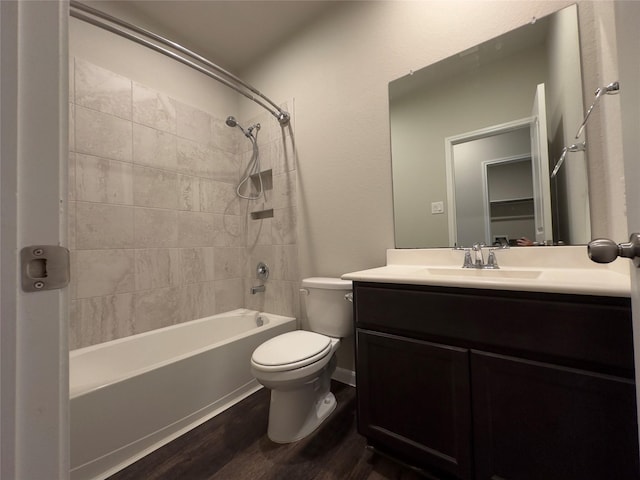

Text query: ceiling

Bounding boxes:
[86,1,340,73]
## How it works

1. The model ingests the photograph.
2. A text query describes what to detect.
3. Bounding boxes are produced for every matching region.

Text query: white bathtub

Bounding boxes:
[69,309,296,480]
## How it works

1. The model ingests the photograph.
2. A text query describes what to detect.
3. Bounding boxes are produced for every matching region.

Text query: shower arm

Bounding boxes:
[69,1,290,126]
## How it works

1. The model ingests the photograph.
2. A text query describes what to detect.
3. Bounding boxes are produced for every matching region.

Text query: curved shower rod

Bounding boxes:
[69,1,290,126]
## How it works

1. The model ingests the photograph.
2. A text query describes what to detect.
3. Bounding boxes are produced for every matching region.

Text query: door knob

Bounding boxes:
[588,233,640,267]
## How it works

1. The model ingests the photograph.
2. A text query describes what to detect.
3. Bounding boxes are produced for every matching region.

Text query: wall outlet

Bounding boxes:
[431,201,444,214]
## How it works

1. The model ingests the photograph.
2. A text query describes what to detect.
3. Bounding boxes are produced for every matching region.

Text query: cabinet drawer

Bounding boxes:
[354,282,633,375]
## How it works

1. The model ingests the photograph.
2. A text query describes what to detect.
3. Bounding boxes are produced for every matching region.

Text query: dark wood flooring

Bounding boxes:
[108,381,423,480]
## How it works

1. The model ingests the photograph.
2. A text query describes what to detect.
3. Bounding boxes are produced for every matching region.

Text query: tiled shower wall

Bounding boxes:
[69,58,298,350]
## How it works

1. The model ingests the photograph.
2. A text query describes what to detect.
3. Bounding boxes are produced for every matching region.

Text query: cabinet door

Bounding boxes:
[356,330,472,479]
[471,350,640,480]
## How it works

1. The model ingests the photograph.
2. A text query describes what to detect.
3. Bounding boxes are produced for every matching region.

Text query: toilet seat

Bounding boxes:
[252,331,332,372]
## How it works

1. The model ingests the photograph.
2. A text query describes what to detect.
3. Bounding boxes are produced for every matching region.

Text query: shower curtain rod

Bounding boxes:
[69,1,291,126]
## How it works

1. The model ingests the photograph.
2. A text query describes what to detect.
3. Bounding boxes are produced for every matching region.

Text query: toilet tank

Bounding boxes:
[302,277,353,338]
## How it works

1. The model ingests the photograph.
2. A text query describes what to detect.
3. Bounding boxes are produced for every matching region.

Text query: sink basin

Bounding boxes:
[425,268,542,279]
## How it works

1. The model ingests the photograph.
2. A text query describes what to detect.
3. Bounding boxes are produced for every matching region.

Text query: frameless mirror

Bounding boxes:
[390,4,589,248]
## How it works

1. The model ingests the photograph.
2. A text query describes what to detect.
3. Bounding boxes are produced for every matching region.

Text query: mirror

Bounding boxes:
[390,4,589,248]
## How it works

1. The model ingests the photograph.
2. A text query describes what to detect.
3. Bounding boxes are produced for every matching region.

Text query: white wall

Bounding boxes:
[239,0,626,279]
[69,18,237,115]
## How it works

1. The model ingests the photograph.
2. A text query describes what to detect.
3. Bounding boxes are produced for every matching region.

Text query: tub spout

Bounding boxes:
[251,285,265,294]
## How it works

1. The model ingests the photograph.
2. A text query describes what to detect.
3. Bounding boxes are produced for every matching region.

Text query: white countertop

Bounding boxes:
[342,246,631,297]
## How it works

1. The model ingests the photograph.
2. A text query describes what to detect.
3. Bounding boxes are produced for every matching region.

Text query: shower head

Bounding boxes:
[225,115,260,138]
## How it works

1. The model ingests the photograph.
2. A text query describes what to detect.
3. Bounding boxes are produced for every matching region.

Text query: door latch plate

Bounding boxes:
[20,245,70,292]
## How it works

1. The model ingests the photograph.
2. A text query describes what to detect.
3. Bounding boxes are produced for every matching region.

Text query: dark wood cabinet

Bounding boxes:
[357,330,472,479]
[353,282,639,480]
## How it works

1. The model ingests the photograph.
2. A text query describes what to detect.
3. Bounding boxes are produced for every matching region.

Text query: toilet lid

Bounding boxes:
[252,330,332,371]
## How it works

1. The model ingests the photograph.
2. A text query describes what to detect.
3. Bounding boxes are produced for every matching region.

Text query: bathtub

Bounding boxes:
[69,309,296,480]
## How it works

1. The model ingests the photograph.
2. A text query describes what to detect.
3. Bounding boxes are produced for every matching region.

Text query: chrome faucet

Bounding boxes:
[472,243,485,267]
[459,243,501,269]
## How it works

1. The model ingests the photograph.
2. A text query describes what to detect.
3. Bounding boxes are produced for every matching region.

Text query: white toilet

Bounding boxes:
[250,277,353,443]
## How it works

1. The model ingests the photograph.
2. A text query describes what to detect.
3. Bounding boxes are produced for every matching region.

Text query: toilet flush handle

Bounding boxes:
[299,288,309,296]
[345,292,353,303]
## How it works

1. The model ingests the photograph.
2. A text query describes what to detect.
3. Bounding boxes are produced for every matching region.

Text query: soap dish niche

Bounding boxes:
[250,169,273,191]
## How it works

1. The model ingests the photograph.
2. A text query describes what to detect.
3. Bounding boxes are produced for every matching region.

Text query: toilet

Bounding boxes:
[250,277,353,443]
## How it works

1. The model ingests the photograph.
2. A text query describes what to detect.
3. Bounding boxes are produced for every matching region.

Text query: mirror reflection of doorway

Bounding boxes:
[483,157,535,246]
[445,83,552,247]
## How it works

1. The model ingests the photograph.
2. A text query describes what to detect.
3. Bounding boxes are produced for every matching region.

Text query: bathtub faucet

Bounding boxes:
[251,285,265,294]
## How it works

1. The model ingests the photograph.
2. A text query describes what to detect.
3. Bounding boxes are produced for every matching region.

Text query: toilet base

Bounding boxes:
[267,386,336,443]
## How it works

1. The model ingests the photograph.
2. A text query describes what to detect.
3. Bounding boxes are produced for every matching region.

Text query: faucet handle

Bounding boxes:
[486,249,500,269]
[462,249,474,268]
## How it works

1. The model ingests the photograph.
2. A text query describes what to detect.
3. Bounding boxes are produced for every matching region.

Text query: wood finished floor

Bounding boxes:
[108,382,424,480]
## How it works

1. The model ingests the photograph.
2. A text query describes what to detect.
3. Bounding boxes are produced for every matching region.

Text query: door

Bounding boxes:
[471,350,639,480]
[356,330,472,480]
[530,83,553,244]
[0,1,69,479]
[615,1,640,449]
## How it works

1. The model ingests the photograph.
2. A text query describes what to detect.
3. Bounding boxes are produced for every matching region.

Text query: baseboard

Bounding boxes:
[332,367,356,387]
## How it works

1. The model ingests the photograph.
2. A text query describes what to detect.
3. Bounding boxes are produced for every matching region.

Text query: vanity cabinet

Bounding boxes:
[353,282,639,480]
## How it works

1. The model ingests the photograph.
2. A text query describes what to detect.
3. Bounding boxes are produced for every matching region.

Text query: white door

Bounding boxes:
[0,1,69,479]
[530,83,552,244]
[615,1,640,446]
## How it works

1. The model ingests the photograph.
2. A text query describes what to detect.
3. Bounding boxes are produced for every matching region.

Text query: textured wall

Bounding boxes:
[68,58,298,349]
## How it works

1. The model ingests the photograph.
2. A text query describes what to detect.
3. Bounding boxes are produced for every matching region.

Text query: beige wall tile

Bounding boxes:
[247,217,272,247]
[273,245,299,281]
[133,165,179,209]
[211,116,238,153]
[213,214,245,247]
[135,248,181,290]
[181,247,215,284]
[70,294,134,349]
[178,211,214,247]
[213,247,243,280]
[68,201,77,251]
[211,147,239,184]
[214,278,244,314]
[133,82,176,134]
[76,249,135,299]
[133,287,181,334]
[76,203,134,249]
[176,137,214,178]
[267,136,296,176]
[246,245,274,279]
[200,179,240,215]
[179,282,216,323]
[133,123,177,171]
[69,60,299,347]
[69,249,77,300]
[76,153,133,205]
[273,171,296,209]
[69,152,76,201]
[134,207,179,248]
[75,58,132,119]
[265,280,299,318]
[179,175,200,211]
[273,206,297,245]
[176,101,211,144]
[76,106,133,162]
